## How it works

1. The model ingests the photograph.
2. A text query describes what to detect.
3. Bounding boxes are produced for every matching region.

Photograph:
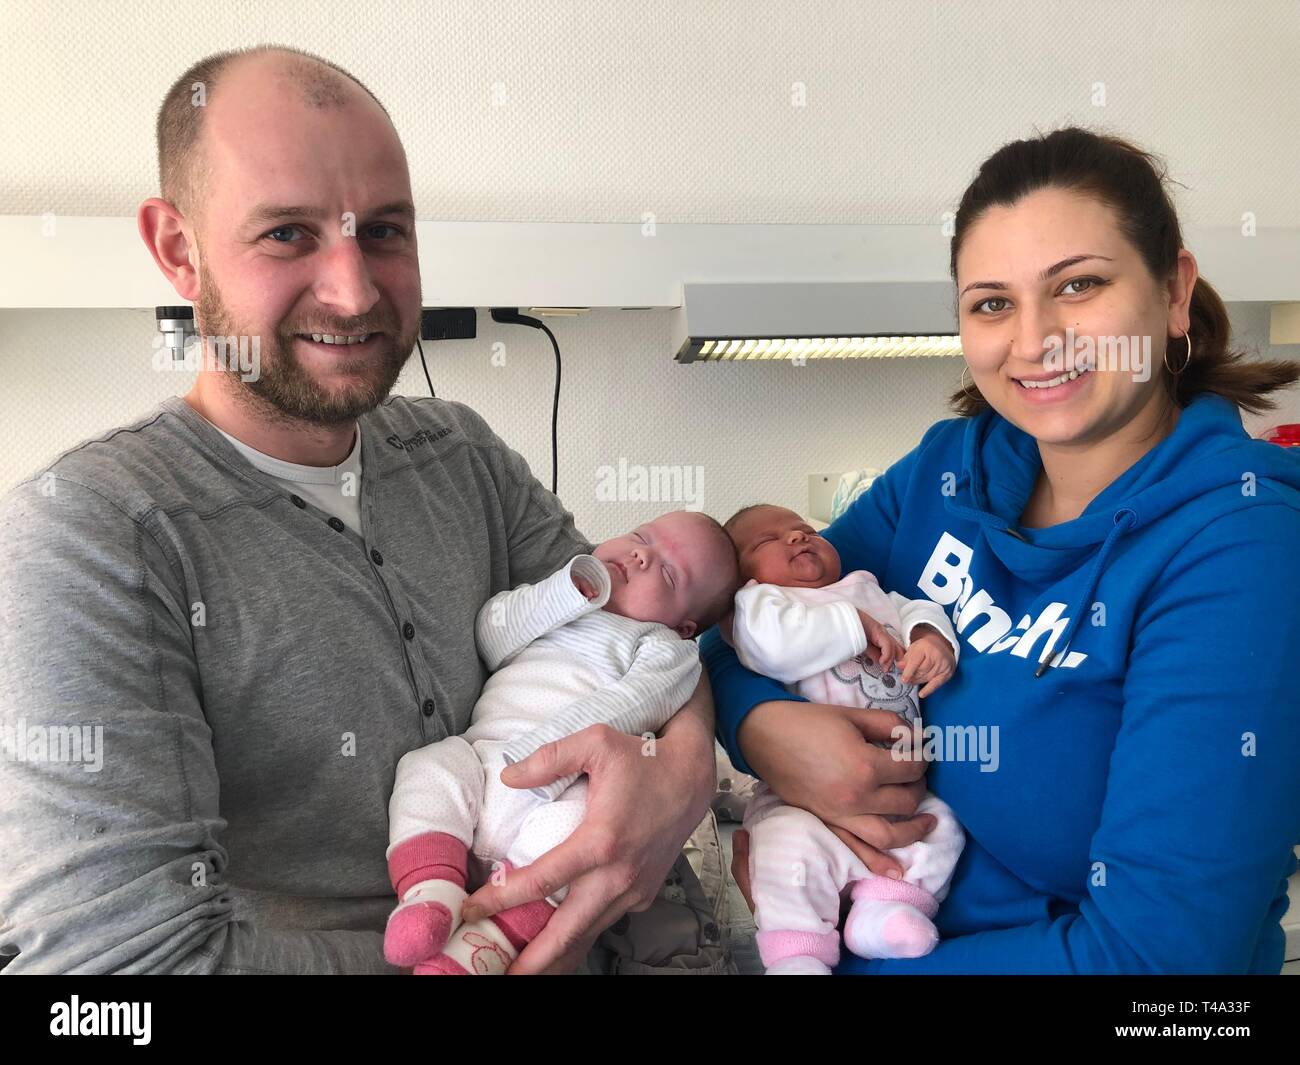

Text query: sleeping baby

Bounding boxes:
[384,509,739,975]
[721,504,966,975]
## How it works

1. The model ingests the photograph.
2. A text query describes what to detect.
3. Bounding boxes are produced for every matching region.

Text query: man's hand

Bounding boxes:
[900,627,956,698]
[737,700,936,880]
[460,678,716,973]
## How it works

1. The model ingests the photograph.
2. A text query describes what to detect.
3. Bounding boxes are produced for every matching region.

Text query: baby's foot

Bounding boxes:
[414,898,555,975]
[385,831,470,965]
[416,917,517,975]
[765,955,832,975]
[843,899,938,960]
[384,879,466,966]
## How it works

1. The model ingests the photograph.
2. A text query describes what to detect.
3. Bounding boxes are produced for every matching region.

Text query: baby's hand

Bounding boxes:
[856,610,903,673]
[900,627,955,698]
[573,573,600,600]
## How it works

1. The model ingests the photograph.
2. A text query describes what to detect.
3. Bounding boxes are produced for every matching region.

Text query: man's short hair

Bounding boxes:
[155,45,392,220]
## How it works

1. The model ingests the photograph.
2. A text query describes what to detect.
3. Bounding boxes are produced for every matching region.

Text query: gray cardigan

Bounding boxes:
[0,394,593,973]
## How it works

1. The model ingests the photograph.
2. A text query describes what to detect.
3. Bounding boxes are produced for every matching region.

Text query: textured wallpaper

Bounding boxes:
[3,305,1297,541]
[2,0,1298,225]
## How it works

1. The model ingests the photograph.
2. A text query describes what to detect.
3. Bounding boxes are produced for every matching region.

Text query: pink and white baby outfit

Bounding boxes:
[731,570,966,974]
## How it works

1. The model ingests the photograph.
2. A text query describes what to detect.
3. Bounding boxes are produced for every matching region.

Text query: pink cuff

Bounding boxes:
[755,929,841,968]
[491,899,556,951]
[388,831,468,899]
[851,875,940,919]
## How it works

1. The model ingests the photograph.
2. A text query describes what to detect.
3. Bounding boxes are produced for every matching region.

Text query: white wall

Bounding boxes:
[2,304,1296,542]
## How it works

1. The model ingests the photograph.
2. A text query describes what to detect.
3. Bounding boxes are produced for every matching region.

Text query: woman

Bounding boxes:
[703,127,1300,974]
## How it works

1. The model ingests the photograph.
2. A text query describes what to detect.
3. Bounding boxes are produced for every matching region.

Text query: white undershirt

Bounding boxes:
[213,422,364,536]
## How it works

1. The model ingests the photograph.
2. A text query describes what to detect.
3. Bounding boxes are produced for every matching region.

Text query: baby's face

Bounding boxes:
[729,506,842,588]
[593,510,734,638]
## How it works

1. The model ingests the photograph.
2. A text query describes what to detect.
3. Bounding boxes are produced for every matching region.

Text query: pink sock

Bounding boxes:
[415,901,556,976]
[491,898,556,951]
[384,832,468,966]
[843,900,939,959]
[842,878,940,960]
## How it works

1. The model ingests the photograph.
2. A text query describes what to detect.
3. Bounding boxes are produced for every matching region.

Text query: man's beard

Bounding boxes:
[195,271,416,428]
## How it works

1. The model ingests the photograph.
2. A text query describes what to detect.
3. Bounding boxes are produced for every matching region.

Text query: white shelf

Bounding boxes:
[4,216,1300,310]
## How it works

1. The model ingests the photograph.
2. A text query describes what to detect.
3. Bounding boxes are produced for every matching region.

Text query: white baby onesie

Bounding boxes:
[731,571,966,973]
[731,570,960,722]
[387,555,700,897]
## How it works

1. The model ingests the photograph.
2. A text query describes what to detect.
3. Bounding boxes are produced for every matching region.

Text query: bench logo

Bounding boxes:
[918,531,1087,670]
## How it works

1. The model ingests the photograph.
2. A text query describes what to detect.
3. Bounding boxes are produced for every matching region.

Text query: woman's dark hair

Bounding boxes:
[947,126,1300,417]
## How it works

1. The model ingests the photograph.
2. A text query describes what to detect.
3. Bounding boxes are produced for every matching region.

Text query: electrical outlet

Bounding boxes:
[808,473,840,525]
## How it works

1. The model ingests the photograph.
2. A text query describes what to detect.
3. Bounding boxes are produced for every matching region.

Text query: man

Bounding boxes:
[0,45,722,974]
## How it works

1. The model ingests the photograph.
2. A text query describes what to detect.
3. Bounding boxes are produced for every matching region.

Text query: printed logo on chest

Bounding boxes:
[918,531,1087,670]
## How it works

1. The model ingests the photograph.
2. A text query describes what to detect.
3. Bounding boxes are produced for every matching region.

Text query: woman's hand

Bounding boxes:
[459,678,716,973]
[737,699,935,879]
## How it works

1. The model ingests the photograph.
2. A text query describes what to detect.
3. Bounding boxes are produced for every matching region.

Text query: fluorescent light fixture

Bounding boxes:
[688,334,962,361]
[673,281,961,362]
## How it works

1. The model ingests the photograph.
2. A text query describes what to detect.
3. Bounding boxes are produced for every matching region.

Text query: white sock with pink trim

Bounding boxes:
[766,955,833,976]
[842,876,940,960]
[843,900,938,959]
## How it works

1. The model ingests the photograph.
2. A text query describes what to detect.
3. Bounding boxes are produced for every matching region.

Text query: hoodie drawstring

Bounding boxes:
[1034,507,1138,678]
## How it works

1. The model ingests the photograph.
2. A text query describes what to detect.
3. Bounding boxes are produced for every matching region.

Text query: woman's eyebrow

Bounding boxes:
[959,254,1114,298]
[1040,253,1112,279]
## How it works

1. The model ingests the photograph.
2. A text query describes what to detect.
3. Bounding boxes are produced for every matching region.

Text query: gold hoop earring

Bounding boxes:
[1165,329,1191,375]
[960,364,977,399]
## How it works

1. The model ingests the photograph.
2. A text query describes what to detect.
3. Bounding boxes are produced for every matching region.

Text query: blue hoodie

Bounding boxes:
[703,392,1300,974]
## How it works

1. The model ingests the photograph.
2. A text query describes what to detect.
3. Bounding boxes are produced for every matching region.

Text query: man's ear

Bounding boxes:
[675,619,698,640]
[138,197,201,301]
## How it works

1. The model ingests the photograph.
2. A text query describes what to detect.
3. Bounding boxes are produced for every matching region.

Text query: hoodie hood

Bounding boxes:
[943,392,1300,675]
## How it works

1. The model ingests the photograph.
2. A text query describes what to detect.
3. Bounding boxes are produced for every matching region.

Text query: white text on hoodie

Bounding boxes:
[918,532,1088,670]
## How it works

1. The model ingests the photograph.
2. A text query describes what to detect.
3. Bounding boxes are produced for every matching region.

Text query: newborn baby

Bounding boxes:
[385,509,739,975]
[723,505,966,974]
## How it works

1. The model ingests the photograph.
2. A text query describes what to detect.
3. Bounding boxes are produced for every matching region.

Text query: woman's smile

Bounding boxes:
[1011,363,1094,404]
